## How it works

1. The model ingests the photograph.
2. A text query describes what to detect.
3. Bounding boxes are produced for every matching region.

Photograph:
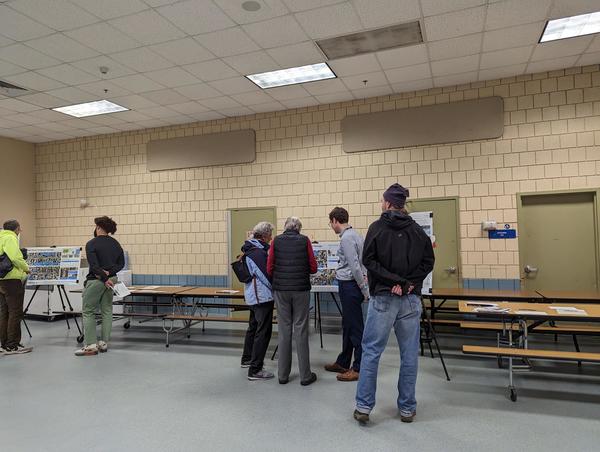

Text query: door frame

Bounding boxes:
[406,196,462,287]
[226,206,277,288]
[516,188,600,285]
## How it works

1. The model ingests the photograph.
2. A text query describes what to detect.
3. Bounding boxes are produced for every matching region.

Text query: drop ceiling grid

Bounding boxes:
[0,0,596,142]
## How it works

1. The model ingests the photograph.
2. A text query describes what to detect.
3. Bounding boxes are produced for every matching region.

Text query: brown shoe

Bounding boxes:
[400,411,416,423]
[337,369,359,382]
[324,362,348,373]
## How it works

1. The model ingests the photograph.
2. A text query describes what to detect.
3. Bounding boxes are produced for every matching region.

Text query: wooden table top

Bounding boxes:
[425,287,542,301]
[178,287,245,299]
[536,290,600,302]
[458,301,600,320]
[128,286,194,295]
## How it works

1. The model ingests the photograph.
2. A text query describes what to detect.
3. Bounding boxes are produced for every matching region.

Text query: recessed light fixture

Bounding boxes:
[540,11,600,42]
[242,1,261,12]
[246,63,336,89]
[52,100,129,118]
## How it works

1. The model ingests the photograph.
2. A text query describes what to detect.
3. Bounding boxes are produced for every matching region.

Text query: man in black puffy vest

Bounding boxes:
[267,216,318,386]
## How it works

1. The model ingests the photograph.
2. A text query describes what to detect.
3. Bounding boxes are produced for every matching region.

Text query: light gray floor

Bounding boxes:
[2,318,599,452]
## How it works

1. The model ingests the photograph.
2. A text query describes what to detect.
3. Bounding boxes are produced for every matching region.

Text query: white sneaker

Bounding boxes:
[14,344,33,354]
[75,344,98,356]
[97,341,108,353]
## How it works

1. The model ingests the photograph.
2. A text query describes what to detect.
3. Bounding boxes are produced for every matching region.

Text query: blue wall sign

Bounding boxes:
[489,229,516,239]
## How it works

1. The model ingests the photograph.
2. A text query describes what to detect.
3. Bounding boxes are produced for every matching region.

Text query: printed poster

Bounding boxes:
[410,211,434,294]
[26,247,82,285]
[311,242,340,292]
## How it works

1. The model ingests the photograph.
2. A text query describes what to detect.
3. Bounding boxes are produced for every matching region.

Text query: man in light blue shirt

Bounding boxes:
[324,207,368,382]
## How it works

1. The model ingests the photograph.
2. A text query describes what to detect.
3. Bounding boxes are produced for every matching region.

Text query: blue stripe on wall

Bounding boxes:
[463,279,521,290]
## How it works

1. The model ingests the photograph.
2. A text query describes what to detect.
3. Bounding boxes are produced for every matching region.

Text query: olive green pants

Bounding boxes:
[82,278,115,346]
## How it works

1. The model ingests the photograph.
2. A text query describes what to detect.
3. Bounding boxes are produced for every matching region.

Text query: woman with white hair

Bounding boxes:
[240,221,275,381]
[267,217,318,386]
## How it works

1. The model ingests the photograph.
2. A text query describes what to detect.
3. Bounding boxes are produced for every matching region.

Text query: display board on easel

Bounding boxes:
[26,247,82,285]
[310,242,340,292]
[410,211,434,294]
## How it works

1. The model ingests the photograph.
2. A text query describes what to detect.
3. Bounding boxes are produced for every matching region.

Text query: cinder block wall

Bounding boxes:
[34,65,600,285]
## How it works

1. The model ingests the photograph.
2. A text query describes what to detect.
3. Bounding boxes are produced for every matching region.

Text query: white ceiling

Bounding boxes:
[0,0,598,143]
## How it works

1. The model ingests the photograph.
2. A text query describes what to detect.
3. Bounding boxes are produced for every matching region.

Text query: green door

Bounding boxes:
[406,197,460,289]
[518,192,598,291]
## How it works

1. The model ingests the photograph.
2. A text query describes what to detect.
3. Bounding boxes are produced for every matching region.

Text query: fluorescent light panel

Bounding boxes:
[540,11,600,42]
[52,100,128,118]
[246,63,336,89]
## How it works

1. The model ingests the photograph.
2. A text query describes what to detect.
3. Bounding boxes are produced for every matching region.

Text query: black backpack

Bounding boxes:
[231,251,253,284]
[0,253,13,278]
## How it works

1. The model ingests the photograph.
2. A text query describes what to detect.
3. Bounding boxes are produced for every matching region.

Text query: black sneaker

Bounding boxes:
[248,369,274,381]
[241,361,251,368]
[300,372,317,386]
[278,378,289,384]
[354,410,370,425]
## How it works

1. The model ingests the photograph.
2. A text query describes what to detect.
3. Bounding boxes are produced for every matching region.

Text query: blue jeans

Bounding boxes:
[355,294,422,416]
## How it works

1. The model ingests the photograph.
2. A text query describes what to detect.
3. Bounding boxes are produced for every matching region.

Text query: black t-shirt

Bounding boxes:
[85,236,125,282]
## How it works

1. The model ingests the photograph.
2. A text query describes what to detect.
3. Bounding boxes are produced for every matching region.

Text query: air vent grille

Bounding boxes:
[0,80,28,97]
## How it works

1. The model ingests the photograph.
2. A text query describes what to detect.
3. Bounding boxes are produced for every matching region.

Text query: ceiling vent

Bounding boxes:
[316,21,423,60]
[0,80,28,97]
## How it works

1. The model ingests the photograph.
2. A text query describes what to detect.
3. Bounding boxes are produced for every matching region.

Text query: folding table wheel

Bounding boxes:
[509,387,517,402]
[76,335,84,343]
[123,321,131,329]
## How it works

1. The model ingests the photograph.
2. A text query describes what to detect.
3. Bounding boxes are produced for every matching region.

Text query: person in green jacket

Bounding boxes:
[0,219,32,355]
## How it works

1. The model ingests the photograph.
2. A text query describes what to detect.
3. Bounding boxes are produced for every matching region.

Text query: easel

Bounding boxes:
[22,283,82,339]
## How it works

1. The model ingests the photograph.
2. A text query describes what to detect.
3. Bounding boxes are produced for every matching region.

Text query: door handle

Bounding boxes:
[524,265,538,274]
[444,266,457,274]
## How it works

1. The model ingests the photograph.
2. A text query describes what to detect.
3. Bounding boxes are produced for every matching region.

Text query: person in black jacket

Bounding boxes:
[75,216,124,356]
[354,184,434,425]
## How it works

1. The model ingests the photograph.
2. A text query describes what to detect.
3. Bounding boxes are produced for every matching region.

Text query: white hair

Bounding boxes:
[252,221,274,239]
[284,216,302,232]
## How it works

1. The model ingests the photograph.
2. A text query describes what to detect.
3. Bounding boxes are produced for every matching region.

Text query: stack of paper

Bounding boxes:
[473,306,511,313]
[549,306,587,316]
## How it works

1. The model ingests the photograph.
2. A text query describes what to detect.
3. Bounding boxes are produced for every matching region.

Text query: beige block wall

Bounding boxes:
[0,136,36,246]
[34,65,600,279]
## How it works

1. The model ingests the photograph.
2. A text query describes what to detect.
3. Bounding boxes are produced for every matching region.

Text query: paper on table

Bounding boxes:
[217,289,240,294]
[140,286,160,290]
[515,310,548,315]
[466,302,498,307]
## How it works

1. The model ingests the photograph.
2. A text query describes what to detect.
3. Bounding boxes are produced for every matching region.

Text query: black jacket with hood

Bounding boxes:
[362,210,434,296]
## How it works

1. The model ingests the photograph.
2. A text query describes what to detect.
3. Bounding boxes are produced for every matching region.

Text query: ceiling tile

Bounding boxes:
[314,92,354,104]
[376,44,428,69]
[145,67,201,87]
[421,0,485,17]
[10,0,100,31]
[71,56,137,79]
[249,101,286,112]
[351,85,393,99]
[482,22,545,52]
[110,74,166,93]
[35,121,76,132]
[431,54,480,76]
[4,71,66,91]
[9,113,48,125]
[25,33,99,63]
[66,23,142,54]
[329,53,381,76]
[526,55,579,74]
[110,110,152,122]
[77,80,132,98]
[46,87,98,103]
[110,9,185,45]
[428,34,482,61]
[341,71,388,90]
[75,0,149,20]
[295,3,363,39]
[0,35,14,48]
[0,5,54,41]
[353,0,420,28]
[167,101,209,115]
[174,83,223,100]
[385,63,431,83]
[37,64,99,85]
[267,41,324,67]
[531,36,594,61]
[0,118,24,129]
[209,77,258,95]
[243,15,309,48]
[136,105,179,118]
[391,79,433,93]
[479,63,527,81]
[224,51,280,75]
[0,60,27,77]
[27,108,68,122]
[217,106,256,117]
[200,96,242,110]
[280,96,317,108]
[183,59,238,82]
[230,90,273,105]
[303,78,348,95]
[151,38,214,66]
[197,27,261,57]
[550,0,600,18]
[480,46,533,70]
[434,71,478,87]
[577,52,600,67]
[108,94,158,110]
[587,36,600,53]
[266,85,311,100]
[282,0,343,13]
[485,0,552,30]
[213,0,288,24]
[111,47,174,72]
[142,89,190,105]
[424,6,486,41]
[188,111,224,121]
[0,44,61,70]
[156,0,235,35]
[16,92,67,108]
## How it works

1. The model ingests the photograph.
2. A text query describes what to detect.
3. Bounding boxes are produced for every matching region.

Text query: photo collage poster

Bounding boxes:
[26,247,82,285]
[311,242,340,292]
[409,211,434,294]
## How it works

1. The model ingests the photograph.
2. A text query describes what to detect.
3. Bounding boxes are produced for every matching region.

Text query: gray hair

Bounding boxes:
[284,216,302,232]
[252,221,274,240]
[2,219,20,231]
